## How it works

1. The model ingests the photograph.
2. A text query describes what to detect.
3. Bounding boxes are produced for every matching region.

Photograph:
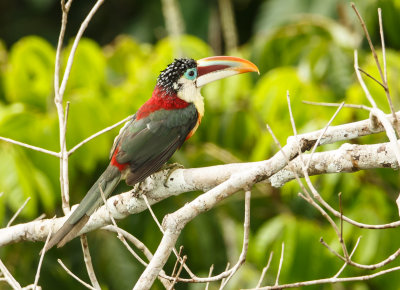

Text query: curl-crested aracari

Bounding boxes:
[43,56,259,252]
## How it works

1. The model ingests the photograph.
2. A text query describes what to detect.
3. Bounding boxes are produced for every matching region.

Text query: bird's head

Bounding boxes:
[156,56,259,104]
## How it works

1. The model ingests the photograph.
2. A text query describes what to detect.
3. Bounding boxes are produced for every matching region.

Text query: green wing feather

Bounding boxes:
[114,105,198,185]
[42,104,198,253]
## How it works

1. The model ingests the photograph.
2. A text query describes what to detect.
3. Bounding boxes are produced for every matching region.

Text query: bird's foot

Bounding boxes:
[130,182,144,198]
[162,163,185,188]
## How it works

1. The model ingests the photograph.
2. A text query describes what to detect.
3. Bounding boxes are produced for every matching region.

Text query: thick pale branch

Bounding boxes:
[1,112,400,246]
[270,141,399,187]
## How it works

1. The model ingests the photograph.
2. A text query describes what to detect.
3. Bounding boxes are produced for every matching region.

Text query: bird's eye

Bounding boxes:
[184,68,197,80]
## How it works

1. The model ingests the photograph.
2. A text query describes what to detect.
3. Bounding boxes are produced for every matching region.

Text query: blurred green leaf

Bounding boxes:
[62,38,106,93]
[3,36,55,110]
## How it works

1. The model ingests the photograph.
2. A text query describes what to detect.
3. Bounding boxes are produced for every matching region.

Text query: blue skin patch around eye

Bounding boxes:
[184,68,197,80]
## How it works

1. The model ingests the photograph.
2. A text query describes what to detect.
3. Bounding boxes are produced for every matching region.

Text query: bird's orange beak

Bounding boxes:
[196,56,259,87]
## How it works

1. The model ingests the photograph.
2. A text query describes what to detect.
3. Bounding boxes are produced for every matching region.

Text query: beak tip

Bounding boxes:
[197,55,259,74]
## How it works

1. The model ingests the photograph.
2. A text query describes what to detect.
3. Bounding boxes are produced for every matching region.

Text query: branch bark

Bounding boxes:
[1,111,400,247]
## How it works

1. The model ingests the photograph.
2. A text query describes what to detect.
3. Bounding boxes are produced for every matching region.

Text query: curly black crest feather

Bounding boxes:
[157,58,197,94]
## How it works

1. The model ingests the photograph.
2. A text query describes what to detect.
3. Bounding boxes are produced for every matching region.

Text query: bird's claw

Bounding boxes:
[130,182,144,198]
[162,163,184,188]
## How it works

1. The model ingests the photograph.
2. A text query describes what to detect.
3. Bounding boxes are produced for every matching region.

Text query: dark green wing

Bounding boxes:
[112,105,198,186]
[109,114,136,160]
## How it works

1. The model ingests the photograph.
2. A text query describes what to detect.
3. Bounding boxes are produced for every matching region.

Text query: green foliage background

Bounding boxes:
[0,0,400,289]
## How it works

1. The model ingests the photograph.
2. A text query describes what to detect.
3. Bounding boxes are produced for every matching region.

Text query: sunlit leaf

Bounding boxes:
[4,36,55,110]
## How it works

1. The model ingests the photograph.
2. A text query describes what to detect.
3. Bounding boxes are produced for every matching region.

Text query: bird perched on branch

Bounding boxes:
[43,56,259,253]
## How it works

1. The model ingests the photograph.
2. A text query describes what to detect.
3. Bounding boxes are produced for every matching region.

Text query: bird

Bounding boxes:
[42,56,259,253]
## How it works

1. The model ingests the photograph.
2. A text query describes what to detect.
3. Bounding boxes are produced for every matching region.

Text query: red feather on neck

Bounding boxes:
[136,86,190,120]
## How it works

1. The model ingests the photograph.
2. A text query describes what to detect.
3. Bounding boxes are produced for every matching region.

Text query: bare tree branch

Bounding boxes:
[1,109,400,247]
[7,197,31,227]
[255,252,274,288]
[80,235,100,290]
[0,137,59,157]
[68,115,134,155]
[247,266,400,290]
[58,259,97,290]
[33,230,52,289]
[0,259,21,290]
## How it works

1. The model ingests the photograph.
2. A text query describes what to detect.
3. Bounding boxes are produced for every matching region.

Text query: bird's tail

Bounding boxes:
[42,165,121,253]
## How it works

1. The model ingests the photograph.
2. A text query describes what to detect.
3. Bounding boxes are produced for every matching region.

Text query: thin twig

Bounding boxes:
[142,195,196,278]
[170,246,184,278]
[334,236,361,278]
[68,115,134,155]
[0,258,22,289]
[305,102,344,169]
[58,0,105,98]
[286,91,297,136]
[56,0,105,215]
[102,225,153,261]
[358,68,385,89]
[319,238,345,261]
[219,189,252,289]
[142,195,164,233]
[54,0,72,99]
[7,197,31,227]
[100,187,175,290]
[58,259,97,290]
[274,243,284,286]
[353,49,400,163]
[351,4,385,94]
[219,263,230,289]
[58,64,71,216]
[273,98,352,264]
[352,4,398,127]
[378,8,396,122]
[0,137,59,157]
[98,186,148,267]
[246,265,400,290]
[168,255,187,290]
[378,8,387,84]
[347,248,400,270]
[256,252,274,288]
[205,264,214,290]
[97,183,177,288]
[102,225,173,289]
[339,193,344,244]
[354,50,377,108]
[134,188,251,285]
[33,230,52,289]
[60,100,71,215]
[354,51,400,164]
[302,100,371,111]
[54,0,72,215]
[80,235,100,289]
[290,144,400,229]
[397,194,400,218]
[303,173,350,259]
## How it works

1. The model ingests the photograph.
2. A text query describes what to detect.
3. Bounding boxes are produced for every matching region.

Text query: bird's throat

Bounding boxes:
[177,85,204,119]
[136,86,191,120]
